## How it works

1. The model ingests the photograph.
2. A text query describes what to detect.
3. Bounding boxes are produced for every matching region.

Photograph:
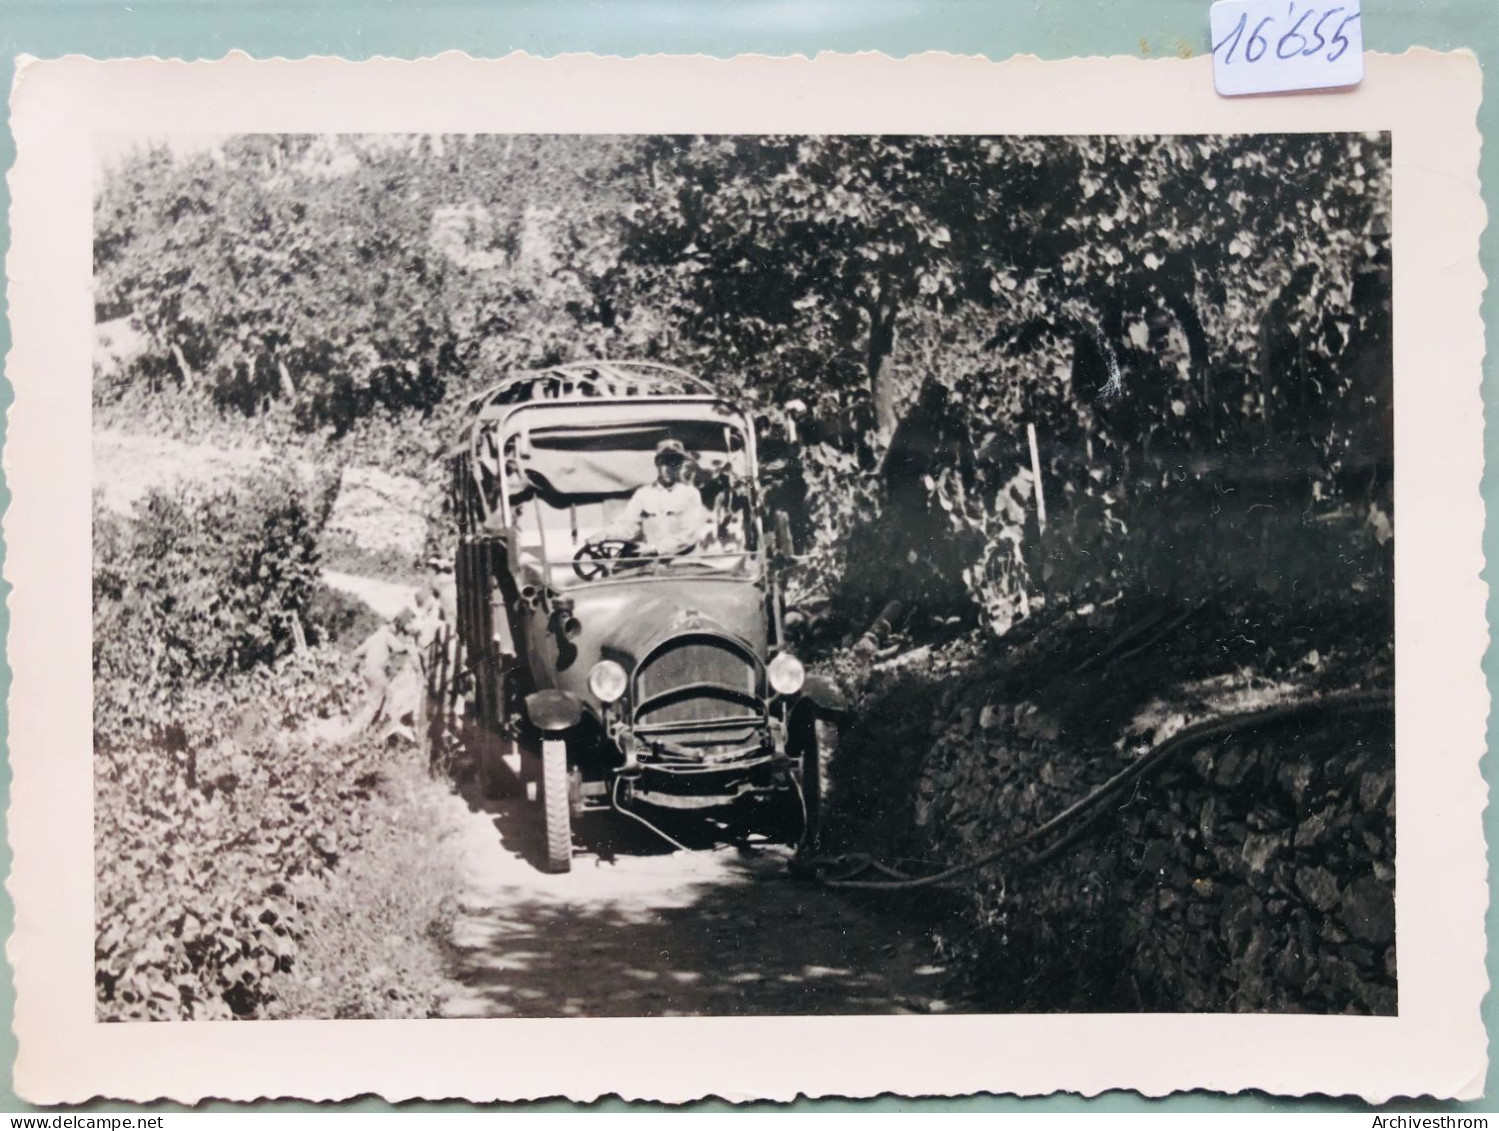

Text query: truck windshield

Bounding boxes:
[502,419,761,588]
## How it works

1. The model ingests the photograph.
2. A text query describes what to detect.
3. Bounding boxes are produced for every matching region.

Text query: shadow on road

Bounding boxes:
[443,770,959,1018]
[456,767,800,873]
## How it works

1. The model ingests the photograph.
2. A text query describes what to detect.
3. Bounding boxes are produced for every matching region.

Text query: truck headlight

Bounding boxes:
[588,659,628,704]
[768,652,806,696]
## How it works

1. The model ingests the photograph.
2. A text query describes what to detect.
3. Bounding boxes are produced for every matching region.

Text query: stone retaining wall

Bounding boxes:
[909,693,1395,1013]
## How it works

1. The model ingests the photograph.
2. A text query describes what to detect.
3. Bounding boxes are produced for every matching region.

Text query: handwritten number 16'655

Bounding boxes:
[1214,4,1361,66]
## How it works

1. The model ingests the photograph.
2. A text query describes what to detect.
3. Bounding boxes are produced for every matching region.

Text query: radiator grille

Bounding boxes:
[635,637,760,728]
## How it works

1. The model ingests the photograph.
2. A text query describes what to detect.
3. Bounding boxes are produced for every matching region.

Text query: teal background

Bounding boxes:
[0,0,1493,1113]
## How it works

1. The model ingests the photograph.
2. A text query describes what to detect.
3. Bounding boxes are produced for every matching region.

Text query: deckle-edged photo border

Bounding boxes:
[6,50,1487,1103]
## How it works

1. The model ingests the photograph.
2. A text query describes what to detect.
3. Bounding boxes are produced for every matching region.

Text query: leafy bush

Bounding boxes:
[93,471,456,1021]
[93,467,338,742]
[303,582,384,651]
[94,652,459,1021]
[95,647,356,1020]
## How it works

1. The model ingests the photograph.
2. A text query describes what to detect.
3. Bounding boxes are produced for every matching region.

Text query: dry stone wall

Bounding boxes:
[905,691,1395,1013]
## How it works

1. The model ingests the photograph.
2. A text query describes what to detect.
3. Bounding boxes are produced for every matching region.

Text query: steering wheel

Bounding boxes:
[573,539,638,581]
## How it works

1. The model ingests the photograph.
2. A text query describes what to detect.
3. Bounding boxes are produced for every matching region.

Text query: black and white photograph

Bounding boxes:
[89,125,1396,1021]
[7,51,1485,1103]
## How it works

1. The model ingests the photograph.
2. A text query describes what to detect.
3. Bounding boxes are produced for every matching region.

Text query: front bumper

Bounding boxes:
[622,748,791,811]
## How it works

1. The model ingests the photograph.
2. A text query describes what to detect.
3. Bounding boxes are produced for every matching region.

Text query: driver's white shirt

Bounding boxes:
[607,481,709,552]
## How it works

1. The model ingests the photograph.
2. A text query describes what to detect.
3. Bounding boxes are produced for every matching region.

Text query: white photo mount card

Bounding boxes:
[6,50,1488,1104]
[1211,0,1365,95]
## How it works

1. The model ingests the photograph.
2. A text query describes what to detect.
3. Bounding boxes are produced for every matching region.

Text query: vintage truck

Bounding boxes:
[445,360,841,872]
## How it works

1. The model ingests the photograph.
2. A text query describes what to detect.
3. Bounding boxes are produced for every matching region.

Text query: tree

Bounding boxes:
[621,132,1391,626]
[623,135,1016,434]
[96,135,665,437]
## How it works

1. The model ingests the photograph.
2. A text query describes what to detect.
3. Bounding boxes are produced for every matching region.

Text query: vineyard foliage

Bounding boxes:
[96,647,347,1020]
[93,468,337,734]
[96,131,1392,632]
[93,474,459,1020]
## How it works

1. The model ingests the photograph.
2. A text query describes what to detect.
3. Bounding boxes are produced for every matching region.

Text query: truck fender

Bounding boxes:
[797,674,847,717]
[525,689,585,733]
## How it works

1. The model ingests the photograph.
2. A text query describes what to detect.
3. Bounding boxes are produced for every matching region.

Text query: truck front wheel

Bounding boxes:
[541,737,574,873]
[789,708,826,853]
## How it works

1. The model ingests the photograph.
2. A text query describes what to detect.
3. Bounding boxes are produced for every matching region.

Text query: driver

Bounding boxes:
[601,438,712,557]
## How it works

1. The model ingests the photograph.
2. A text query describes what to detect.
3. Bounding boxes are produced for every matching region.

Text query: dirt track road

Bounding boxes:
[438,789,955,1018]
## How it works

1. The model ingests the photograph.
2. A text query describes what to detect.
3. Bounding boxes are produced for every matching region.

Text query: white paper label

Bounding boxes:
[1210,0,1364,96]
